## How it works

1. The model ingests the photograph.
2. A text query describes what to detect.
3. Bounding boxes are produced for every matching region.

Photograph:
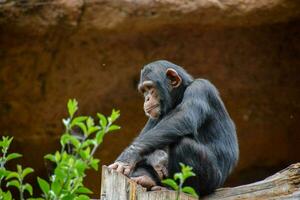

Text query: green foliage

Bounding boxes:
[0,189,12,200]
[0,99,120,200]
[6,165,34,199]
[162,163,198,199]
[0,136,32,200]
[41,99,120,200]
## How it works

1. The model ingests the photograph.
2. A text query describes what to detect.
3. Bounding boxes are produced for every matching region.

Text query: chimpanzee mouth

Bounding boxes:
[145,104,159,112]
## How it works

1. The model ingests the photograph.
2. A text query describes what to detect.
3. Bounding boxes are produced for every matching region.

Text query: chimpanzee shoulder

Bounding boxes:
[181,78,219,109]
[185,79,219,95]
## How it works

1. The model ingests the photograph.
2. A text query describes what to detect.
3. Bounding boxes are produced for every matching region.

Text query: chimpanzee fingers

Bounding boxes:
[116,164,124,174]
[124,167,131,176]
[108,163,118,169]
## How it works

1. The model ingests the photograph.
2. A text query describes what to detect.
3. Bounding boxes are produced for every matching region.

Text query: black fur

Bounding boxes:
[117,60,239,196]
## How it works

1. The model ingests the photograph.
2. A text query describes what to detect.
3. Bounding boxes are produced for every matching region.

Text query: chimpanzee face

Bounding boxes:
[138,68,182,119]
[138,81,161,119]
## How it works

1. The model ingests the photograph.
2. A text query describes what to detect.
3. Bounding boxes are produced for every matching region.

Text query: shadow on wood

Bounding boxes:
[100,163,300,200]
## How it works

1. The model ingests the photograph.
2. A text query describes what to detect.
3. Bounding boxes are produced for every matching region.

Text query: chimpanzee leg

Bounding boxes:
[129,161,161,189]
[129,149,169,190]
[168,137,223,196]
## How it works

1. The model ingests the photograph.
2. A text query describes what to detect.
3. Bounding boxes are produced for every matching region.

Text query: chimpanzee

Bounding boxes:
[109,60,239,196]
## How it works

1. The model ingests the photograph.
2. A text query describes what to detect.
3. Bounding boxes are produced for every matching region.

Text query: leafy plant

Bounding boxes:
[162,163,198,199]
[0,99,120,200]
[6,165,34,200]
[0,136,31,200]
[38,99,120,199]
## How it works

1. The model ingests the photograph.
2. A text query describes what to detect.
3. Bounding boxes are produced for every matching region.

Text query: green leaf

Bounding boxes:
[68,157,75,166]
[182,171,196,181]
[90,159,100,171]
[69,135,80,149]
[6,180,20,188]
[95,130,105,144]
[74,122,87,136]
[0,169,10,178]
[6,153,22,162]
[179,162,195,181]
[37,177,50,195]
[86,117,94,129]
[61,151,68,160]
[180,162,192,173]
[62,194,76,200]
[67,99,78,118]
[55,151,61,162]
[76,186,93,194]
[5,137,13,148]
[174,172,183,182]
[75,194,90,200]
[5,172,19,180]
[179,162,185,168]
[161,179,178,190]
[79,147,90,160]
[108,109,120,123]
[182,186,198,197]
[44,154,56,162]
[108,125,121,132]
[75,160,87,176]
[24,183,33,195]
[71,116,88,127]
[51,179,61,195]
[81,139,96,148]
[2,190,12,200]
[88,126,100,135]
[97,113,107,128]
[21,167,34,179]
[54,168,65,180]
[17,165,22,174]
[60,134,71,147]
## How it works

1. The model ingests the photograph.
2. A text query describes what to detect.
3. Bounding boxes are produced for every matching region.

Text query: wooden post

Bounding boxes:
[100,166,196,200]
[100,163,300,200]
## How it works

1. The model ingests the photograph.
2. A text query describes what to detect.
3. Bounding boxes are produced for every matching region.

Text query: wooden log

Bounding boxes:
[100,163,300,200]
[204,163,300,200]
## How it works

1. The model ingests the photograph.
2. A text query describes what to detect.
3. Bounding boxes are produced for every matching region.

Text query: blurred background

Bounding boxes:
[0,0,299,198]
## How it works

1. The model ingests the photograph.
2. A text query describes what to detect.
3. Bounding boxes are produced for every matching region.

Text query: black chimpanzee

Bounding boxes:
[109,60,239,196]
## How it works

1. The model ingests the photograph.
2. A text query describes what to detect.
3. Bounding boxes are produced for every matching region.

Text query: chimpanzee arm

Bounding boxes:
[139,118,158,136]
[116,80,213,165]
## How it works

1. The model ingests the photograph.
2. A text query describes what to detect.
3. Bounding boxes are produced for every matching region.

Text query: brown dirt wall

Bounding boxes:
[0,16,299,198]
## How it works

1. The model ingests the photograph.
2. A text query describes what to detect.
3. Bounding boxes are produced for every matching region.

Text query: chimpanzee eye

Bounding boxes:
[139,88,146,94]
[143,91,149,98]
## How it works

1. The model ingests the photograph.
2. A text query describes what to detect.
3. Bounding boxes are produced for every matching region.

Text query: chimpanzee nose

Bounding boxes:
[146,96,150,102]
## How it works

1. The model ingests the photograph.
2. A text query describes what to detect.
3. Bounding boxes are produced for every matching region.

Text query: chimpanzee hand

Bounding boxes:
[108,161,134,176]
[109,145,142,175]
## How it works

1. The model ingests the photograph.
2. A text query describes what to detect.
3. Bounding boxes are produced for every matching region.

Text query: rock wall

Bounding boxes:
[0,0,299,198]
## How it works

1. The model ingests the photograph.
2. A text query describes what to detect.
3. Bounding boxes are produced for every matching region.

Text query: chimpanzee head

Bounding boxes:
[138,60,194,119]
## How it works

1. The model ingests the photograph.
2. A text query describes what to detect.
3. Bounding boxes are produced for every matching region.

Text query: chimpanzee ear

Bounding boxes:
[166,68,182,88]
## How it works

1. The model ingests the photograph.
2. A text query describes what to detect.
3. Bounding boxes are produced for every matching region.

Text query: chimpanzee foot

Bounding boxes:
[151,186,168,191]
[131,175,156,189]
